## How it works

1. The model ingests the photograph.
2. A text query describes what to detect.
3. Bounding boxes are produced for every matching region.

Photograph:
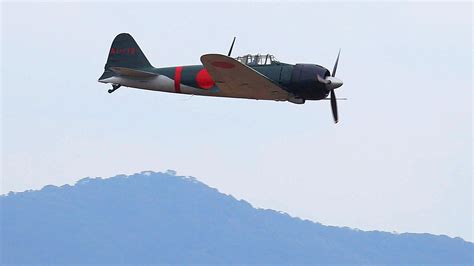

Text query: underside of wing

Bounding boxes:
[200,54,289,100]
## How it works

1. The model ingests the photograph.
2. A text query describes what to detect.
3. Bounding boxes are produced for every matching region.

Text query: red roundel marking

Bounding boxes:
[211,61,235,69]
[174,66,183,93]
[196,69,215,89]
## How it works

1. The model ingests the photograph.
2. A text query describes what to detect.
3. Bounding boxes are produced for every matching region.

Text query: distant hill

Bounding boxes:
[1,171,472,264]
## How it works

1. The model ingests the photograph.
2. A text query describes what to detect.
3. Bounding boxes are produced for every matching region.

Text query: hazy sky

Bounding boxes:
[2,2,472,241]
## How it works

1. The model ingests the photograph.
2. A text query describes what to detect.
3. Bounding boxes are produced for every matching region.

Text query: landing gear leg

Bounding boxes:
[108,84,121,94]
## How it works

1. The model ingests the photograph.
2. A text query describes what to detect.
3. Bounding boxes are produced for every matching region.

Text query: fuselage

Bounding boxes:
[99,62,331,102]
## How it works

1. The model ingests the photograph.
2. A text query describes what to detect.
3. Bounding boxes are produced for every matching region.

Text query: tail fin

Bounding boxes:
[100,33,153,78]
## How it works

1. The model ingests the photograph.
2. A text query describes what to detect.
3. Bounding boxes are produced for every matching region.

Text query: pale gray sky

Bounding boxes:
[2,2,472,241]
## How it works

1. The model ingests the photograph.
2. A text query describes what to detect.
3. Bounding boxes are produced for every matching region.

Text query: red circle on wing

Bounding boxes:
[196,69,215,89]
[211,61,235,69]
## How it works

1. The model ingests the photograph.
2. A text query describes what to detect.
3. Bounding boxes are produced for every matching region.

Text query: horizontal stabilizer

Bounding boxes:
[110,67,158,78]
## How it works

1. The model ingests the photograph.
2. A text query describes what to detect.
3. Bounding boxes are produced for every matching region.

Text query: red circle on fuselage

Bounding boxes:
[196,69,215,89]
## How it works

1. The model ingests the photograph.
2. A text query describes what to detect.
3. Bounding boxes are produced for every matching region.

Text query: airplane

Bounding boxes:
[98,33,344,123]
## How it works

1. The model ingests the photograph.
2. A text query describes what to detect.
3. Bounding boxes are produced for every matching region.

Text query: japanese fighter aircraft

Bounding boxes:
[98,33,344,123]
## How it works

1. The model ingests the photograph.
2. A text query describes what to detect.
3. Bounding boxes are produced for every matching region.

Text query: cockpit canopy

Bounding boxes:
[235,54,281,66]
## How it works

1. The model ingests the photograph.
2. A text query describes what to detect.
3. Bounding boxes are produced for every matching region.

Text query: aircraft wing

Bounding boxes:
[200,54,289,100]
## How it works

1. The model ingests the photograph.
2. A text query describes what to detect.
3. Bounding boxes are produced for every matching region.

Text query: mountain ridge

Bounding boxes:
[1,170,472,264]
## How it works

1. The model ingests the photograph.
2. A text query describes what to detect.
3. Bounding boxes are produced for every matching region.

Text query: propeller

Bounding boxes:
[317,50,343,123]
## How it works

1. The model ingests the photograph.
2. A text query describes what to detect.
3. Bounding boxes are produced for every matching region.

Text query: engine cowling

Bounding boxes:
[288,64,330,100]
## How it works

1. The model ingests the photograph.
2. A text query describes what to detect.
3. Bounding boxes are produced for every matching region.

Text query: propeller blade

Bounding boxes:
[332,49,341,77]
[330,89,338,123]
